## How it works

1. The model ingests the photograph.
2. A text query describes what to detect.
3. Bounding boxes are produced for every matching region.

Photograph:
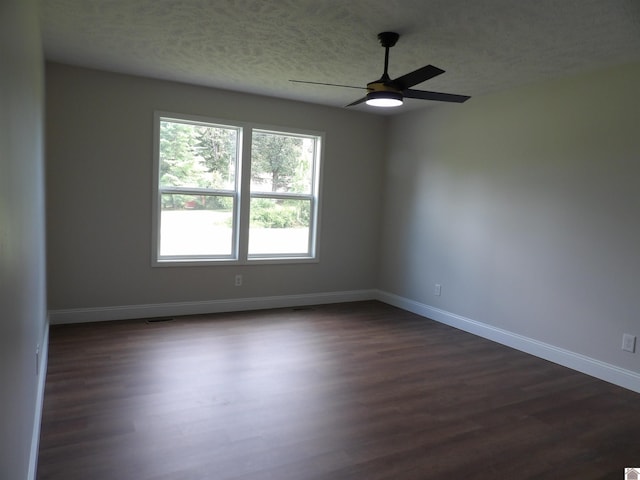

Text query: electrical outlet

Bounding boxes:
[235,274,242,287]
[622,334,636,353]
[434,284,442,296]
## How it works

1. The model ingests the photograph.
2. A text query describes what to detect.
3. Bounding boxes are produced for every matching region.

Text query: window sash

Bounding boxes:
[158,192,238,260]
[247,196,316,259]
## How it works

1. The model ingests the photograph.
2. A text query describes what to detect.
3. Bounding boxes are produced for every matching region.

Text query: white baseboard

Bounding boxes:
[376,290,640,394]
[48,289,378,325]
[28,320,49,480]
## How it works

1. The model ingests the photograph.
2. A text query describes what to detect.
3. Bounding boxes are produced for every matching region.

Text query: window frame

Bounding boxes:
[247,128,321,261]
[151,111,324,266]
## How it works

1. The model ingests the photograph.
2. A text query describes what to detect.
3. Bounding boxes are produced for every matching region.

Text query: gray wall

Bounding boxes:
[380,62,640,373]
[46,63,386,311]
[0,0,47,478]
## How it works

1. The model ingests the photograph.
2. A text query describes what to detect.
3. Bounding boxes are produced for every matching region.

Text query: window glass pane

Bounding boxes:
[248,198,311,255]
[250,131,315,193]
[159,120,238,190]
[160,194,234,256]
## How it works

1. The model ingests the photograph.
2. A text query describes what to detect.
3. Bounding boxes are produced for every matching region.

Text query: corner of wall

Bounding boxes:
[376,290,640,394]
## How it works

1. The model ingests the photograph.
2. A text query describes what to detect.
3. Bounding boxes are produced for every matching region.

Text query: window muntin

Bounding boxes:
[153,113,322,265]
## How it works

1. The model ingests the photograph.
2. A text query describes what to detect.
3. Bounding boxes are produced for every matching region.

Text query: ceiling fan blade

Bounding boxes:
[404,89,470,103]
[290,80,365,90]
[390,65,445,90]
[345,96,367,107]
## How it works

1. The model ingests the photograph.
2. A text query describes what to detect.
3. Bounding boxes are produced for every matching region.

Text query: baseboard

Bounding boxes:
[376,290,640,394]
[48,289,378,325]
[28,320,49,480]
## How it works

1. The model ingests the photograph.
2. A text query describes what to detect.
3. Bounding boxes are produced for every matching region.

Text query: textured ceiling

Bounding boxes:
[40,0,640,114]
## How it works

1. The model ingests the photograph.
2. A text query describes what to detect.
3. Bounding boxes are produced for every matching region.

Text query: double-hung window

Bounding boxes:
[152,112,323,265]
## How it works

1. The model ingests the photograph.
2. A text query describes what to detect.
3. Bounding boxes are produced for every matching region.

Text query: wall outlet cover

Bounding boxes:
[622,333,636,353]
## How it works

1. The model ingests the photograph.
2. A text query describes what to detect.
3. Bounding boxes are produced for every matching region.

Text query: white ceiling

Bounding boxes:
[40,0,640,114]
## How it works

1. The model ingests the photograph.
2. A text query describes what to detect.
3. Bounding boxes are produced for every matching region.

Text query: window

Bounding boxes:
[152,113,323,265]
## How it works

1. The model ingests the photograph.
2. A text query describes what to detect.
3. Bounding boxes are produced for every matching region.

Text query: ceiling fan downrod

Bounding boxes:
[377,32,399,82]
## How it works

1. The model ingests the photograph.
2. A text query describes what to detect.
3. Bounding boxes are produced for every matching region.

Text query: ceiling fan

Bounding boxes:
[290,32,470,108]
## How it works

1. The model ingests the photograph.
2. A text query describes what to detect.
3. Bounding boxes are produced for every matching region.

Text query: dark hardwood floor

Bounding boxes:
[37,301,640,479]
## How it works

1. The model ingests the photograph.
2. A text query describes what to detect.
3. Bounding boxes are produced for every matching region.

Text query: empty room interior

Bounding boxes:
[3,1,640,479]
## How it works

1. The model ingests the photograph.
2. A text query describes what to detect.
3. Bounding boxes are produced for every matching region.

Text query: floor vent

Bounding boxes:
[145,317,175,324]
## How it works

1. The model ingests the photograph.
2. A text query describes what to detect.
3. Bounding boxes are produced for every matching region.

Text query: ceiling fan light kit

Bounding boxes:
[291,31,470,109]
[365,90,403,107]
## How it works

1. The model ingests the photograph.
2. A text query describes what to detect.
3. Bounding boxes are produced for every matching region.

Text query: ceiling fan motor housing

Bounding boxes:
[366,81,401,93]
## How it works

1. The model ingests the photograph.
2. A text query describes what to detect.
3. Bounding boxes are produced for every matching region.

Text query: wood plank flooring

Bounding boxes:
[37,301,640,479]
